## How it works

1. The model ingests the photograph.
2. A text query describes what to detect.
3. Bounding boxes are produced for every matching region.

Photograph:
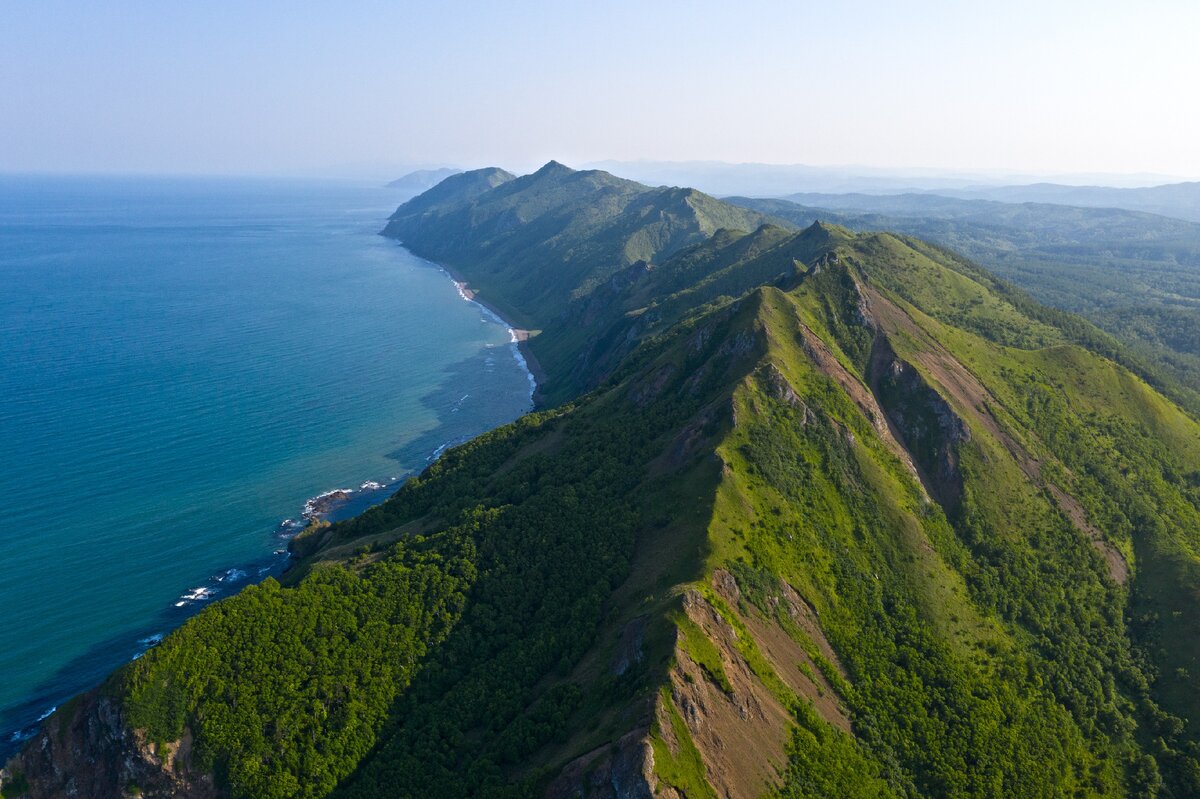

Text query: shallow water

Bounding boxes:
[0,175,533,752]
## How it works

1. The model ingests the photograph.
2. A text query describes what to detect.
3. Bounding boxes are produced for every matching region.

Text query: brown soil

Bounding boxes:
[795,322,926,490]
[670,590,794,798]
[864,287,1128,584]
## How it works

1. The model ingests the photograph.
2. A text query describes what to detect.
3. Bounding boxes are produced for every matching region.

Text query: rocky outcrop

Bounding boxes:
[544,730,665,799]
[611,616,648,677]
[4,689,215,799]
[870,335,970,512]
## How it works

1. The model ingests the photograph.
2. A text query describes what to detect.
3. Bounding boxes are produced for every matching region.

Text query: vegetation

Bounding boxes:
[14,163,1200,799]
[730,193,1200,405]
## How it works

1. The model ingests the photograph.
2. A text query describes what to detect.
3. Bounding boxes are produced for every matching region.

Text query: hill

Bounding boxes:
[729,194,1200,408]
[382,161,772,328]
[385,167,462,194]
[940,182,1200,223]
[7,170,1200,799]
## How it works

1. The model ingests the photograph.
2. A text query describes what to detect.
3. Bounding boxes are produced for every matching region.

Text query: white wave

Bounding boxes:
[180,586,213,602]
[36,706,56,722]
[302,488,353,519]
[138,633,164,646]
[224,568,247,582]
[359,480,385,491]
[435,265,538,404]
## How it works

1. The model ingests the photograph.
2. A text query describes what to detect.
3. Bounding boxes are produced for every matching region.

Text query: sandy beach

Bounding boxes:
[437,263,547,406]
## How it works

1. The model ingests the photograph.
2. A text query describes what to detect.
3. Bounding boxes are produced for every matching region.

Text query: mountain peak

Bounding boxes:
[534,159,574,176]
[386,166,515,220]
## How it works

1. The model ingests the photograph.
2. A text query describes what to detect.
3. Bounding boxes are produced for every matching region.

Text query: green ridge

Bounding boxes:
[11,164,1200,799]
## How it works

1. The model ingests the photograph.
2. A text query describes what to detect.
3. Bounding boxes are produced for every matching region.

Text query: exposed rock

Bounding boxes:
[762,364,807,416]
[544,730,662,799]
[717,329,757,359]
[669,590,792,798]
[5,689,216,799]
[848,275,876,331]
[711,569,741,605]
[611,616,649,677]
[794,322,926,491]
[870,336,969,512]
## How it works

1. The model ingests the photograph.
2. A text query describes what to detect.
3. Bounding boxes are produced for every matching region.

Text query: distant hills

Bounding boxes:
[385,167,462,194]
[583,159,1189,200]
[938,181,1200,223]
[11,162,1200,799]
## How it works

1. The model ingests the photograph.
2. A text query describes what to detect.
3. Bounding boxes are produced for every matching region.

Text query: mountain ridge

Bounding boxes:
[7,163,1200,799]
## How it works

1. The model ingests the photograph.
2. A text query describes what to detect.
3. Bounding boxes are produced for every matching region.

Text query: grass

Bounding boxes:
[649,688,718,799]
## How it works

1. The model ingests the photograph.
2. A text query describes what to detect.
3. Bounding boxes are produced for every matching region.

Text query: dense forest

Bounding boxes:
[6,164,1200,799]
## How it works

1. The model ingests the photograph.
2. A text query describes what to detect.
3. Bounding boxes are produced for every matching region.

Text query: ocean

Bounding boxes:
[0,175,534,754]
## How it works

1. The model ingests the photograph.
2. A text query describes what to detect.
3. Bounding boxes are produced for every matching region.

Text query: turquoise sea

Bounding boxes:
[0,175,534,754]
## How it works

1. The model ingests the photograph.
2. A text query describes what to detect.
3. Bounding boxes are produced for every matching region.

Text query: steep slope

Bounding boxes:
[9,184,1200,799]
[382,161,773,329]
[729,194,1200,407]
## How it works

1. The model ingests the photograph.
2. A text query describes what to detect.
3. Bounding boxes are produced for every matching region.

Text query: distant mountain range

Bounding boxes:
[583,159,1190,200]
[937,182,1200,223]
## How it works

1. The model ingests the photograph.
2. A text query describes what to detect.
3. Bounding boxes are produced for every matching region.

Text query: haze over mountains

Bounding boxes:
[583,160,1197,205]
[10,162,1200,799]
[936,182,1200,224]
[385,167,463,195]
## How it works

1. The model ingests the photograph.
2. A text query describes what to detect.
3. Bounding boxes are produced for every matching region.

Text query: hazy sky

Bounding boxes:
[2,0,1198,178]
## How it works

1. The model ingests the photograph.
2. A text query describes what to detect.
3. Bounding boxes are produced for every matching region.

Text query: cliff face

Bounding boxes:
[4,689,213,799]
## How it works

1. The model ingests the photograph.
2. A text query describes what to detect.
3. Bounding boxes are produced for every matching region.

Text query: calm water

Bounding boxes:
[0,175,533,753]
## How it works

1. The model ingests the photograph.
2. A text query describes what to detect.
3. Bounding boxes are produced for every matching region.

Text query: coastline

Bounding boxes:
[3,241,544,760]
[433,259,546,408]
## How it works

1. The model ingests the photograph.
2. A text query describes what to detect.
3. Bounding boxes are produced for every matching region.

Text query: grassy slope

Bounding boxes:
[382,161,772,389]
[728,194,1200,404]
[12,178,1200,799]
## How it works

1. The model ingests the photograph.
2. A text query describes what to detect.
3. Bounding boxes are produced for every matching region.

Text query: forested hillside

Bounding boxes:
[7,165,1200,799]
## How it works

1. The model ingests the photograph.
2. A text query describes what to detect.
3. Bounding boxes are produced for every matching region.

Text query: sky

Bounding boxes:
[2,0,1198,180]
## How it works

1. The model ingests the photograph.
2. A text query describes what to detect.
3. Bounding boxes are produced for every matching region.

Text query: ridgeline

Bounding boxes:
[7,163,1200,799]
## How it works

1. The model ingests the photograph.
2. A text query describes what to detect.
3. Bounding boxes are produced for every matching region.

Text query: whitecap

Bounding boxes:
[303,488,353,519]
[180,586,213,602]
[436,265,537,404]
